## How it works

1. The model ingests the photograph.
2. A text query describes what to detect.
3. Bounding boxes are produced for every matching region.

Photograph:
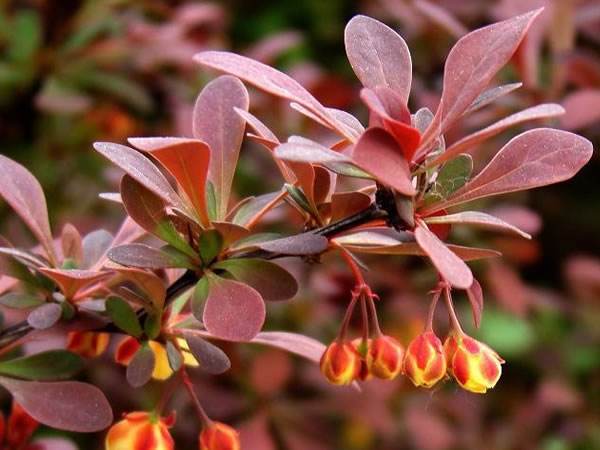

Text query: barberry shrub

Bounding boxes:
[0,9,593,449]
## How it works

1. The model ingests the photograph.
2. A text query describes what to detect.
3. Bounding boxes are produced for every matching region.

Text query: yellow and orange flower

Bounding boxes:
[403,331,447,388]
[106,412,174,450]
[199,422,240,450]
[366,335,404,380]
[115,337,198,381]
[444,332,504,393]
[320,341,361,385]
[67,331,110,358]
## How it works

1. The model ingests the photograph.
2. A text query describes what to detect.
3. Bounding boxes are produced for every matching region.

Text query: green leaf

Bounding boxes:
[144,312,162,340]
[8,11,42,63]
[285,183,318,217]
[191,277,210,319]
[0,350,83,381]
[105,297,142,338]
[0,293,44,309]
[206,181,218,221]
[199,230,223,266]
[424,154,473,205]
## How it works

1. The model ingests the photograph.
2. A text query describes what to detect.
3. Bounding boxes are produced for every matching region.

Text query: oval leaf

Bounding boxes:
[106,297,143,338]
[108,244,193,269]
[27,303,62,330]
[250,331,326,364]
[126,344,155,388]
[213,258,298,302]
[0,155,55,263]
[193,76,249,220]
[344,15,412,103]
[256,233,328,256]
[182,332,231,375]
[202,276,266,342]
[0,377,113,432]
[415,225,473,289]
[424,211,531,238]
[0,350,83,381]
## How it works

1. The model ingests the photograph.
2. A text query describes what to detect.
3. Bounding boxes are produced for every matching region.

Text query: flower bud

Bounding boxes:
[320,341,361,385]
[351,338,372,381]
[403,331,446,388]
[444,332,504,393]
[105,412,174,450]
[366,335,404,380]
[66,331,110,358]
[199,422,240,450]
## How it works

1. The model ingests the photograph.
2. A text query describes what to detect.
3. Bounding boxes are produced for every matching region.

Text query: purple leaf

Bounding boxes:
[424,129,594,214]
[182,331,231,374]
[421,9,543,148]
[344,15,412,103]
[424,211,531,239]
[466,278,484,328]
[352,127,416,196]
[27,303,62,330]
[256,232,328,256]
[0,376,113,432]
[93,142,186,212]
[114,267,166,311]
[213,258,298,302]
[202,276,266,342]
[0,155,56,263]
[415,225,473,289]
[432,103,565,166]
[130,138,211,226]
[194,51,353,141]
[193,76,249,220]
[126,344,155,388]
[465,82,523,114]
[250,331,326,363]
[108,244,193,269]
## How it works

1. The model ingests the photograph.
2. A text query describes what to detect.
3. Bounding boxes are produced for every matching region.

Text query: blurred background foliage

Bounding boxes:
[0,0,599,449]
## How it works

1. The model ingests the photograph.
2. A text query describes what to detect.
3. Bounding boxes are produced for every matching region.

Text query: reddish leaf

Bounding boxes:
[421,9,543,148]
[344,15,412,103]
[202,276,266,342]
[194,51,353,141]
[414,225,473,289]
[27,303,62,330]
[424,129,594,214]
[465,82,523,114]
[256,232,328,256]
[193,76,249,220]
[114,267,166,311]
[130,138,211,226]
[352,128,416,196]
[213,258,298,302]
[560,89,600,130]
[466,278,484,328]
[126,344,155,388]
[432,103,565,166]
[108,244,193,269]
[37,269,112,300]
[0,377,113,432]
[61,224,83,265]
[0,155,56,264]
[250,331,326,364]
[182,331,231,374]
[330,192,372,222]
[94,142,186,213]
[424,211,531,239]
[231,192,282,227]
[212,222,251,247]
[413,0,468,38]
[82,229,114,270]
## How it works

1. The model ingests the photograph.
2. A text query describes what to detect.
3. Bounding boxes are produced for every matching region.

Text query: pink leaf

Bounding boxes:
[194,51,353,141]
[432,103,564,166]
[94,142,186,213]
[423,129,594,214]
[193,76,249,220]
[424,211,531,239]
[0,155,56,264]
[250,331,326,363]
[413,0,468,38]
[352,128,416,196]
[466,278,484,328]
[0,377,113,432]
[203,276,266,342]
[465,82,523,114]
[560,89,600,130]
[414,225,473,289]
[344,15,412,103]
[421,9,543,149]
